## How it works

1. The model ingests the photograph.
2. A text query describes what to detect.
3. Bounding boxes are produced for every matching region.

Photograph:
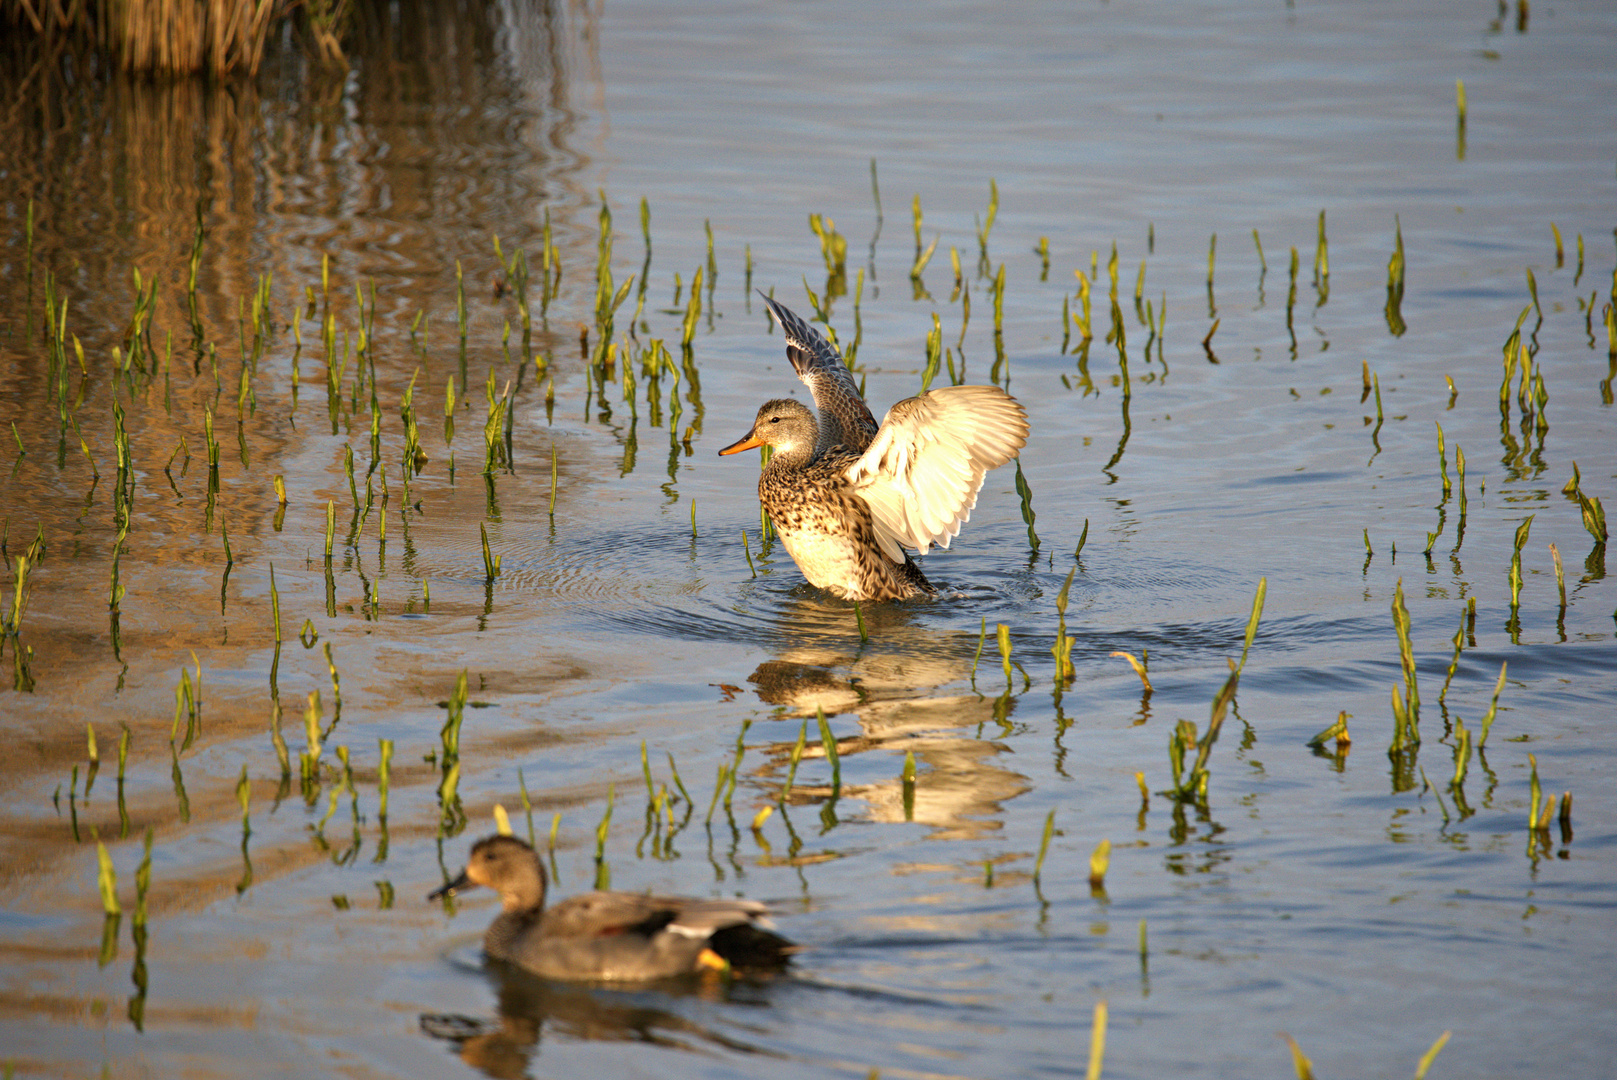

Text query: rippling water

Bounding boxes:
[1,0,1614,1077]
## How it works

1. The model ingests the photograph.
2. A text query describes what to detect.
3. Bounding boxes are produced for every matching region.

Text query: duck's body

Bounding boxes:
[721,297,1030,601]
[742,400,936,600]
[430,835,795,982]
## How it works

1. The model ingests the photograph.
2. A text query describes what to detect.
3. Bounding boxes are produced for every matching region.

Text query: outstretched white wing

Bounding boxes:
[845,385,1029,560]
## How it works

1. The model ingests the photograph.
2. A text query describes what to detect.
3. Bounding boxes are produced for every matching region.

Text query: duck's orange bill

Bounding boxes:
[718,429,763,455]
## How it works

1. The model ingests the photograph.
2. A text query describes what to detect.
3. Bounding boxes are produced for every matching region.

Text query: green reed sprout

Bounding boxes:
[1478,662,1508,747]
[1508,515,1534,609]
[781,720,808,804]
[1167,663,1237,803]
[1033,809,1056,884]
[996,623,1013,688]
[1238,577,1266,673]
[975,178,998,272]
[480,523,501,581]
[816,706,842,798]
[1014,460,1039,550]
[94,832,121,916]
[1110,651,1151,693]
[1052,568,1078,683]
[1088,838,1111,890]
[1306,712,1352,751]
[901,750,917,821]
[1388,579,1420,751]
[1086,1001,1108,1080]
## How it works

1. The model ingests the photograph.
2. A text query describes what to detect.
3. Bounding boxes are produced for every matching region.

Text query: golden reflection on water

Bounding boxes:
[745,627,1031,842]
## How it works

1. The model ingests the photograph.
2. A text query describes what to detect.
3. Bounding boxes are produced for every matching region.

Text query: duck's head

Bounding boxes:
[428,834,549,914]
[718,398,817,458]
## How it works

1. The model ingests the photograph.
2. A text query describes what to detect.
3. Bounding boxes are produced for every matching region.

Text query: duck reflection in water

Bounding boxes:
[420,961,786,1079]
[747,638,1031,842]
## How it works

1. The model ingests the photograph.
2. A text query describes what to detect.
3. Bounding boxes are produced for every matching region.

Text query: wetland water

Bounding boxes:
[2,0,1615,1076]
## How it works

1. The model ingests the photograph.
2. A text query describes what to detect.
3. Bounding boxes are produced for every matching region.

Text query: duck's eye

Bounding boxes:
[769,416,780,424]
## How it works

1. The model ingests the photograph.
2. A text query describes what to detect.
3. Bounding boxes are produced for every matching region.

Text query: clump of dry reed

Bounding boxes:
[2,0,346,76]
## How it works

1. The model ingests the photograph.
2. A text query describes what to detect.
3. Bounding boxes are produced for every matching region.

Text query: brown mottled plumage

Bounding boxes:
[429,835,795,982]
[720,298,1030,601]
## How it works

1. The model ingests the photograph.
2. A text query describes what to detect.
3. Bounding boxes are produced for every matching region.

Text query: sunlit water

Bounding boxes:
[1,0,1614,1077]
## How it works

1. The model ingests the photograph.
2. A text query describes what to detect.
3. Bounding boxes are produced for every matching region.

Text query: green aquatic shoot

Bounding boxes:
[1237,576,1266,673]
[1052,567,1077,683]
[1110,651,1151,693]
[1456,445,1468,518]
[970,617,987,685]
[1086,1001,1108,1080]
[1576,489,1607,544]
[781,720,808,804]
[1306,712,1352,750]
[975,178,998,270]
[704,763,728,825]
[901,750,917,821]
[1508,515,1534,609]
[1415,1031,1452,1080]
[1478,662,1508,747]
[1167,663,1237,803]
[1549,543,1566,609]
[236,763,251,834]
[1314,209,1329,286]
[1439,606,1465,703]
[378,738,393,820]
[1526,754,1557,835]
[1284,1034,1315,1080]
[996,623,1013,688]
[1088,838,1111,889]
[594,783,615,861]
[816,706,842,799]
[1033,808,1056,883]
[480,522,500,581]
[1014,459,1039,550]
[1390,579,1420,750]
[133,827,152,927]
[549,445,558,519]
[94,832,120,915]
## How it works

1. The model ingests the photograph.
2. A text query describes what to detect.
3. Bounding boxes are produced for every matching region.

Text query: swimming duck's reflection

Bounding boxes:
[420,960,783,1078]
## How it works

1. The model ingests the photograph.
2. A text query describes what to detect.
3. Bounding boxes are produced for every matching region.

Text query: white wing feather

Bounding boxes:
[845,385,1030,559]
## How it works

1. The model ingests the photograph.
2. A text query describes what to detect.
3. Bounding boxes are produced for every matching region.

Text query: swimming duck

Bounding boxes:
[720,297,1030,601]
[429,834,796,981]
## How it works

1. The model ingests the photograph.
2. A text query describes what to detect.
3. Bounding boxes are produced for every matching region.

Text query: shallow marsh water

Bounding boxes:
[1,0,1615,1077]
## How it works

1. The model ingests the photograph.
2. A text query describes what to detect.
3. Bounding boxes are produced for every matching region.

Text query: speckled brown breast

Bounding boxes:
[759,450,933,602]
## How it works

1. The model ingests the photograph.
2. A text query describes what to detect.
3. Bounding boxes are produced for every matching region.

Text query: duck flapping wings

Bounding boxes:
[761,295,1029,563]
